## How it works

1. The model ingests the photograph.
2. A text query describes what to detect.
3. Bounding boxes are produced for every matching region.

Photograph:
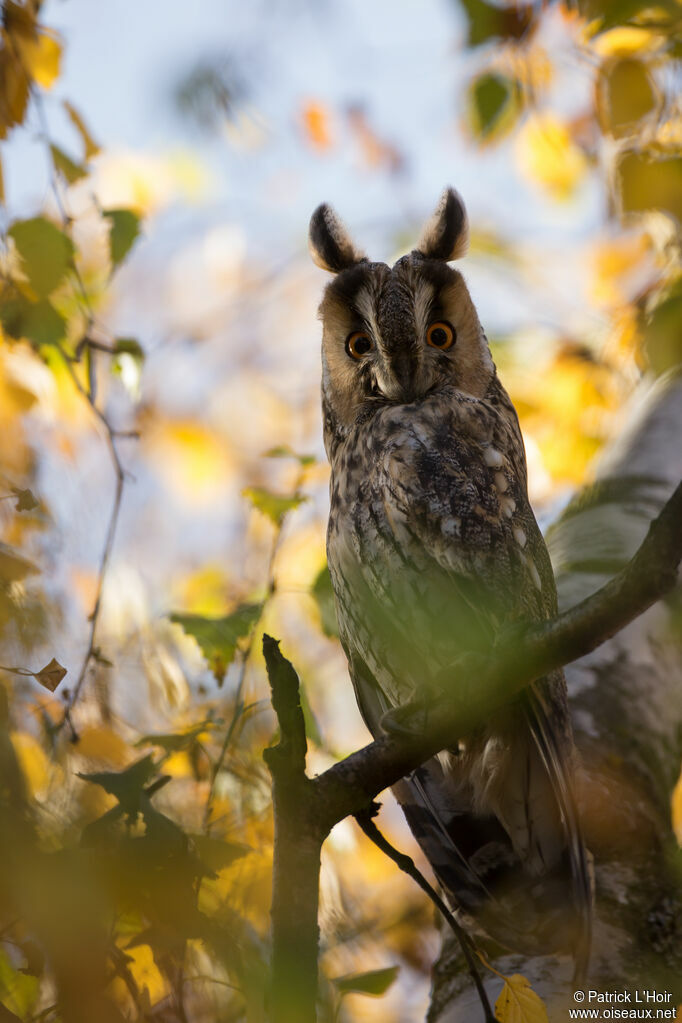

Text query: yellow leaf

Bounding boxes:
[77,726,130,767]
[672,764,682,844]
[163,750,193,777]
[590,26,664,56]
[597,58,659,138]
[17,30,62,90]
[654,114,682,150]
[275,524,326,591]
[144,419,236,506]
[495,973,549,1023]
[122,944,168,1007]
[0,46,30,137]
[516,113,588,199]
[591,233,652,307]
[10,731,49,797]
[63,100,100,158]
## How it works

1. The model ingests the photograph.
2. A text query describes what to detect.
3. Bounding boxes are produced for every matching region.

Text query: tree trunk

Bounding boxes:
[428,372,682,1021]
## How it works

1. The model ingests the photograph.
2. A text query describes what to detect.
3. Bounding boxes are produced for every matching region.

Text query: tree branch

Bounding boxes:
[264,421,682,1021]
[354,807,496,1023]
[311,478,682,830]
[262,636,323,1023]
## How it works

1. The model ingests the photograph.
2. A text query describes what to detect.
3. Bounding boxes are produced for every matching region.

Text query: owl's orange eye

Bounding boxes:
[346,331,373,360]
[427,321,455,350]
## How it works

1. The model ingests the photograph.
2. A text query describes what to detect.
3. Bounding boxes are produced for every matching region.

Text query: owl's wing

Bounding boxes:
[347,644,591,960]
[330,465,592,962]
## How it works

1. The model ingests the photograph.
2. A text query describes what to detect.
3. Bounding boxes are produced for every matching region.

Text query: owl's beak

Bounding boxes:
[373,354,423,403]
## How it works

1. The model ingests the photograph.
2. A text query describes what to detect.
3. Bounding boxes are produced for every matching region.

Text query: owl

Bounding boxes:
[309,188,592,968]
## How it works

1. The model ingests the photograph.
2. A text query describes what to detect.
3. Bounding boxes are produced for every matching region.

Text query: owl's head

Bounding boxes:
[310,188,495,439]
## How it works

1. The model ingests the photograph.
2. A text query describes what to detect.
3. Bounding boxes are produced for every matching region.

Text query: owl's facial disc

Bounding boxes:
[319,255,495,432]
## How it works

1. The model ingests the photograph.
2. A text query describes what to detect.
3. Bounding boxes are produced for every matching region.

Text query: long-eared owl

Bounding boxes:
[309,188,592,966]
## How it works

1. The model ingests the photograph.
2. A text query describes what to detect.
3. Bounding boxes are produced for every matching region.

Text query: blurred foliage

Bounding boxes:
[173,56,244,133]
[0,0,680,1020]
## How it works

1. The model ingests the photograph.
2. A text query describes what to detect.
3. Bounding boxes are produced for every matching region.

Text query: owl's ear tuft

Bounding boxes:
[416,187,469,262]
[309,203,365,273]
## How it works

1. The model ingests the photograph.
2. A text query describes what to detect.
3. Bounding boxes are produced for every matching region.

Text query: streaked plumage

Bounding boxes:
[310,189,592,967]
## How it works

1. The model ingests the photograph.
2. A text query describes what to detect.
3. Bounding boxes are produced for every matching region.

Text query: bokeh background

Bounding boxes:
[1,0,681,1019]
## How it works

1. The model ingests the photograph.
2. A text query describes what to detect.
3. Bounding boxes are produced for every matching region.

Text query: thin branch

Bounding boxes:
[2,80,136,736]
[354,806,495,1023]
[58,353,125,738]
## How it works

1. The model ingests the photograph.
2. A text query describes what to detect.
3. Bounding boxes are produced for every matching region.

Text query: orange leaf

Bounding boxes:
[301,100,332,150]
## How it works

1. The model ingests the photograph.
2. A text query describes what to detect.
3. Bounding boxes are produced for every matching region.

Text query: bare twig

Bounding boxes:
[56,347,126,738]
[354,806,495,1023]
[24,92,136,736]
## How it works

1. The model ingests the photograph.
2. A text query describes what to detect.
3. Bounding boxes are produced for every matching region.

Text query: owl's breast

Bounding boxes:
[326,390,556,696]
[331,390,526,560]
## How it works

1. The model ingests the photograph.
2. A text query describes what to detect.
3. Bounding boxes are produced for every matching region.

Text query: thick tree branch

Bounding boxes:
[262,636,323,1023]
[311,477,682,831]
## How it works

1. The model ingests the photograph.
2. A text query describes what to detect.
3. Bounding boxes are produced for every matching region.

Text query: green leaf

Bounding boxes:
[642,279,682,374]
[0,948,39,1019]
[136,720,213,753]
[112,337,144,399]
[468,72,518,141]
[114,337,144,360]
[332,965,400,997]
[264,445,316,467]
[577,0,680,34]
[189,833,250,874]
[8,217,74,297]
[311,565,339,638]
[617,151,682,226]
[0,292,67,346]
[457,0,533,48]
[598,58,658,138]
[243,486,307,526]
[494,973,549,1022]
[50,142,87,184]
[171,603,262,684]
[104,208,141,268]
[78,754,159,814]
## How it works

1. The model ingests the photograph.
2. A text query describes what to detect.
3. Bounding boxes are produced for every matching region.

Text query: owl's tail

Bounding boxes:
[524,685,593,983]
[392,697,593,972]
